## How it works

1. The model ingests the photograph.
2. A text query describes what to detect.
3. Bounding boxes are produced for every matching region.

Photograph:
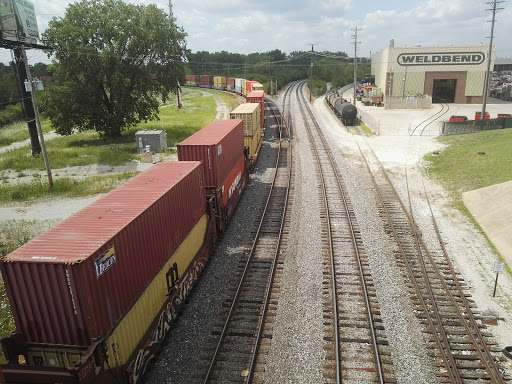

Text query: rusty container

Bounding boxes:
[0,162,206,346]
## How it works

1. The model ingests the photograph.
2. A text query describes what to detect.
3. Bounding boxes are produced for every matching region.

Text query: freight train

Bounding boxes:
[326,91,358,126]
[185,75,264,96]
[0,90,265,383]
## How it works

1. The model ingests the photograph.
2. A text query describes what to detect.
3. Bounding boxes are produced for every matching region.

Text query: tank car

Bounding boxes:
[326,91,358,126]
[337,101,357,126]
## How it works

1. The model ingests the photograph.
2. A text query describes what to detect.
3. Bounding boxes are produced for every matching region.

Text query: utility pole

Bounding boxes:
[307,43,317,102]
[387,69,394,102]
[21,46,53,188]
[351,27,362,105]
[481,0,504,122]
[168,0,182,108]
[268,54,272,95]
[13,47,41,155]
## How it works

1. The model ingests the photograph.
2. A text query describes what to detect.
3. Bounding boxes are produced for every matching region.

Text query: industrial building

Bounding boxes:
[372,44,495,104]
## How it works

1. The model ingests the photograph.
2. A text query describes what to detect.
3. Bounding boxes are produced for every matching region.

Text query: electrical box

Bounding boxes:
[135,130,167,154]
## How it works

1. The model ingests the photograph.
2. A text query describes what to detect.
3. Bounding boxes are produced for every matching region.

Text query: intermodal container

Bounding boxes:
[247,92,265,130]
[245,128,262,163]
[235,78,244,94]
[0,162,206,346]
[200,75,213,88]
[213,76,227,89]
[186,75,199,86]
[177,119,245,190]
[252,82,264,92]
[241,80,248,95]
[230,103,260,136]
[227,77,235,91]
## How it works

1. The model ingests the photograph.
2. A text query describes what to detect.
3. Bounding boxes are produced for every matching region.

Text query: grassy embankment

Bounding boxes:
[424,128,512,263]
[0,88,239,342]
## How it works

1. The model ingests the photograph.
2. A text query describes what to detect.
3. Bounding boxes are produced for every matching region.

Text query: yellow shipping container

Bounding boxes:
[214,76,227,89]
[244,128,262,162]
[230,103,260,136]
[103,214,208,370]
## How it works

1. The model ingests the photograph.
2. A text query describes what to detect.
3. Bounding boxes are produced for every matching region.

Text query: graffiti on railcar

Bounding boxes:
[131,251,209,382]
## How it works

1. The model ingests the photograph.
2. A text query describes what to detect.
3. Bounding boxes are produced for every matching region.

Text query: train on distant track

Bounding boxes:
[185,75,264,96]
[0,84,266,383]
[326,91,358,126]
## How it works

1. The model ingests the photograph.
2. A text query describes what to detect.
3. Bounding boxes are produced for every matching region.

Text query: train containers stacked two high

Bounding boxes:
[246,91,265,132]
[226,77,235,92]
[178,119,247,231]
[0,162,216,384]
[200,75,213,88]
[230,103,262,167]
[186,75,199,86]
[213,76,227,90]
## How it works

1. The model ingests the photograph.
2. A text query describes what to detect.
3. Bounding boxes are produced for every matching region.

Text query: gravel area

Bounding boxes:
[261,92,325,383]
[312,93,512,380]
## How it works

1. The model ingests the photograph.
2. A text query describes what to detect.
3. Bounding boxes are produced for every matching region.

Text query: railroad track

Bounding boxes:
[357,138,509,383]
[200,99,292,383]
[294,80,395,383]
[410,102,450,136]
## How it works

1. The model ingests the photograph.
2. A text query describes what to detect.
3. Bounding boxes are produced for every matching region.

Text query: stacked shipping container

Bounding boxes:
[213,76,227,90]
[230,103,262,163]
[247,91,265,131]
[177,120,247,229]
[1,162,206,347]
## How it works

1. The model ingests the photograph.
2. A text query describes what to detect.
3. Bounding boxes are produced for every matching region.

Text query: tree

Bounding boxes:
[41,0,188,138]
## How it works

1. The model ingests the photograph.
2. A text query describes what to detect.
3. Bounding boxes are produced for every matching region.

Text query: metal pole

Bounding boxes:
[493,273,499,297]
[21,46,53,188]
[481,1,503,121]
[13,47,41,155]
[352,27,361,106]
[310,60,313,102]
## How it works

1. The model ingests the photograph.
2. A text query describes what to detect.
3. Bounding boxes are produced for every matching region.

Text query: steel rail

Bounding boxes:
[203,96,291,384]
[246,98,293,383]
[409,102,450,136]
[296,81,385,384]
[360,139,506,383]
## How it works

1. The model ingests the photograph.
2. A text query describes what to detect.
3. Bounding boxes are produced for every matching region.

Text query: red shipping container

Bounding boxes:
[227,77,235,91]
[200,75,213,87]
[247,91,265,129]
[186,75,199,85]
[221,155,245,207]
[1,162,206,346]
[177,119,245,191]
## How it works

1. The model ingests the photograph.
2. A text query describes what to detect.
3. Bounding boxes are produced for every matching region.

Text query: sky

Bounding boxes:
[1,0,511,66]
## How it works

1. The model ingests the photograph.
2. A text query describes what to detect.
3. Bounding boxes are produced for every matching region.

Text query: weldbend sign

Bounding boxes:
[397,52,485,66]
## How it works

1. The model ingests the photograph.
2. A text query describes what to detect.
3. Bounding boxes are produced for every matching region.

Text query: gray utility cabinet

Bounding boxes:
[135,130,167,154]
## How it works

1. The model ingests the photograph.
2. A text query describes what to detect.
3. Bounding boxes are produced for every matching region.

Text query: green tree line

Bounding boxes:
[186,49,370,97]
